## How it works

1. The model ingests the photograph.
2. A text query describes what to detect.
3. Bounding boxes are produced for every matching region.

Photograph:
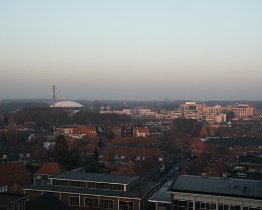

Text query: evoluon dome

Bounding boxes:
[50,101,84,108]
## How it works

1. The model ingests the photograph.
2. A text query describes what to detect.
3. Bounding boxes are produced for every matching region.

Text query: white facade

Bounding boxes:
[172,192,262,210]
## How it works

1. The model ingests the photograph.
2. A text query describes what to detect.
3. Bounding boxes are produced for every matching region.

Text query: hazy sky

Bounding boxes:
[0,0,261,100]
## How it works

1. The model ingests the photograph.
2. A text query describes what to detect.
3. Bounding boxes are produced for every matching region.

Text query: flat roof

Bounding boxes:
[24,180,158,199]
[171,175,262,199]
[51,171,139,185]
[149,181,172,204]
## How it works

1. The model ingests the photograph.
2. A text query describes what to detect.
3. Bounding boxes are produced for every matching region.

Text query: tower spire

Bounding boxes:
[52,85,57,108]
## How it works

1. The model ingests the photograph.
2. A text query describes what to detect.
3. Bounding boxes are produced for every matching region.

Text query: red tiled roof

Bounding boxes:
[80,127,97,134]
[136,127,149,133]
[35,162,66,176]
[100,146,164,163]
[0,162,31,187]
[11,183,23,194]
[73,126,98,139]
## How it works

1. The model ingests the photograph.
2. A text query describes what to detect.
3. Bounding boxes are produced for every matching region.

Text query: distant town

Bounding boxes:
[0,96,262,210]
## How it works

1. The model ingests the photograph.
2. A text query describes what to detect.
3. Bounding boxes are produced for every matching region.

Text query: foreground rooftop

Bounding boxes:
[171,175,262,199]
[51,171,139,185]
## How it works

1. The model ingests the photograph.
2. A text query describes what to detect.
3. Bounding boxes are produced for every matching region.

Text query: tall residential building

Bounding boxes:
[225,104,255,119]
[180,102,207,120]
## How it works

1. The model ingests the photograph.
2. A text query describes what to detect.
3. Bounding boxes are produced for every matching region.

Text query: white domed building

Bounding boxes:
[50,101,84,109]
[50,100,84,114]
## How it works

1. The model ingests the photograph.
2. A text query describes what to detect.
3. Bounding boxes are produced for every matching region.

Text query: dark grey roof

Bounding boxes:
[0,193,28,208]
[24,180,157,199]
[52,171,139,185]
[207,137,262,147]
[149,181,172,204]
[171,175,262,199]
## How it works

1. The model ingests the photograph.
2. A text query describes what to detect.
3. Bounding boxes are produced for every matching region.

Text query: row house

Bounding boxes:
[99,146,164,167]
[71,126,98,144]
[55,127,74,136]
[55,126,99,143]
[23,171,159,210]
[207,137,262,154]
[238,154,262,174]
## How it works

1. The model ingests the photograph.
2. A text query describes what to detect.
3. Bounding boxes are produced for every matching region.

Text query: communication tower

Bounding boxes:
[52,85,57,108]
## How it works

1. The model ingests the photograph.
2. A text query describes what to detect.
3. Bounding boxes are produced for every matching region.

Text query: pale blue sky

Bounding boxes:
[0,0,261,100]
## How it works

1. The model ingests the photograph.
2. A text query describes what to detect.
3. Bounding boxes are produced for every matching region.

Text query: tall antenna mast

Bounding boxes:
[52,85,57,108]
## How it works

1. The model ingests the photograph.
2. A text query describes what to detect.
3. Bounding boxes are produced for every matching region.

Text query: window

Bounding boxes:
[230,205,240,210]
[84,197,98,208]
[119,201,134,210]
[69,196,79,206]
[195,201,216,210]
[100,199,113,209]
[174,199,192,210]
[219,204,229,210]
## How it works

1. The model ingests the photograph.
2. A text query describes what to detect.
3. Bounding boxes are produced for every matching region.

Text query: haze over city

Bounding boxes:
[0,0,261,100]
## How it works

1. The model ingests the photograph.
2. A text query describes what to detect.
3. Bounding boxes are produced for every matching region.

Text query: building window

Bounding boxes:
[119,201,134,210]
[174,199,193,210]
[230,205,241,210]
[219,205,230,210]
[100,199,113,209]
[84,197,98,208]
[69,196,79,206]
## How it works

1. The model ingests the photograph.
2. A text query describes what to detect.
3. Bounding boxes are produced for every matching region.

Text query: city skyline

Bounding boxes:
[0,0,262,100]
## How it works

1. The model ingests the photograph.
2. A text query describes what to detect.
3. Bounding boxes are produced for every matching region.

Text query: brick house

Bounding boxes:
[0,162,31,193]
[135,127,150,137]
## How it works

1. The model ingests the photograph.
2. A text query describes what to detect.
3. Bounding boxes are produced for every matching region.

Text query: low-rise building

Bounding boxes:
[170,175,262,210]
[135,127,150,137]
[121,126,134,137]
[23,171,159,210]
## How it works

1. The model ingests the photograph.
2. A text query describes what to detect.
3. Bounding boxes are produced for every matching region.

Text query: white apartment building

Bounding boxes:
[179,103,254,123]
